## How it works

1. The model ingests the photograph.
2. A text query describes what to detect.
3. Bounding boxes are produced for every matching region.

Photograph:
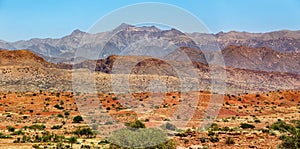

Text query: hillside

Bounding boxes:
[0,49,297,94]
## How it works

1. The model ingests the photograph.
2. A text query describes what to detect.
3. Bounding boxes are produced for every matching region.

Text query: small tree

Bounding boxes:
[68,136,77,148]
[73,115,83,123]
[6,126,15,132]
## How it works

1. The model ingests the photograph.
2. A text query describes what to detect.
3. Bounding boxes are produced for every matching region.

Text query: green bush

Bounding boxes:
[209,136,219,143]
[270,120,300,149]
[51,125,62,130]
[73,115,83,123]
[64,111,70,117]
[254,119,261,123]
[125,120,146,129]
[11,130,24,135]
[165,122,177,131]
[67,136,77,148]
[269,121,296,134]
[108,128,172,148]
[73,127,95,138]
[29,124,46,130]
[54,104,64,110]
[57,113,64,118]
[200,137,207,143]
[0,133,12,138]
[99,140,109,145]
[279,133,300,149]
[6,126,15,132]
[240,123,255,129]
[209,123,219,131]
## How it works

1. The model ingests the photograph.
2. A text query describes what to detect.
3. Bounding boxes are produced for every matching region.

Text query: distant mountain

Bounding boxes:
[221,45,300,74]
[1,24,300,57]
[0,24,300,74]
[215,30,300,52]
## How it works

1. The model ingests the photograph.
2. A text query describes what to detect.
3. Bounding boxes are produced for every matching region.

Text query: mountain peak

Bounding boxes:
[112,23,134,33]
[71,29,85,35]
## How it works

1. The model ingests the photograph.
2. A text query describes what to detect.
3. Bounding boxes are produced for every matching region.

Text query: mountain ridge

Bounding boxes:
[1,24,300,57]
[0,24,299,74]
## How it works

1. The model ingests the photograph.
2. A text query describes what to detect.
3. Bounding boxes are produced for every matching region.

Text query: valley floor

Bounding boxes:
[0,90,299,148]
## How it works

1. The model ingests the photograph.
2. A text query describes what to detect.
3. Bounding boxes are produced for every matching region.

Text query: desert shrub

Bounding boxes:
[64,111,70,117]
[268,120,300,148]
[222,118,229,122]
[21,135,30,142]
[0,133,12,138]
[54,104,60,109]
[6,126,15,132]
[175,132,188,137]
[240,123,255,129]
[208,130,215,136]
[73,115,83,123]
[209,123,219,131]
[51,125,62,130]
[54,104,64,110]
[105,121,113,125]
[225,137,235,145]
[11,130,24,135]
[209,135,219,143]
[200,137,207,143]
[125,120,146,129]
[53,135,65,142]
[269,121,295,134]
[254,119,261,123]
[165,122,177,131]
[67,136,77,148]
[81,144,91,148]
[73,127,95,138]
[32,144,40,148]
[57,113,64,118]
[108,128,174,149]
[221,126,230,131]
[29,124,46,131]
[56,142,64,148]
[260,129,269,133]
[99,140,109,145]
[279,132,300,149]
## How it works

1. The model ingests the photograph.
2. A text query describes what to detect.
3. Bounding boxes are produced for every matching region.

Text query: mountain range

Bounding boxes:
[0,23,300,75]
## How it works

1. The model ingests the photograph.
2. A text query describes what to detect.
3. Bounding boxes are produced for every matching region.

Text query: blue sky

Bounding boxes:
[0,0,300,41]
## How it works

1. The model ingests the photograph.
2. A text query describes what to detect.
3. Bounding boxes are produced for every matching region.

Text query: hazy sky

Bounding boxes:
[0,0,300,41]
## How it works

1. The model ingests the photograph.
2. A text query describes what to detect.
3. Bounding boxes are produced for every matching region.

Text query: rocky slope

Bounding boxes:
[0,49,297,94]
